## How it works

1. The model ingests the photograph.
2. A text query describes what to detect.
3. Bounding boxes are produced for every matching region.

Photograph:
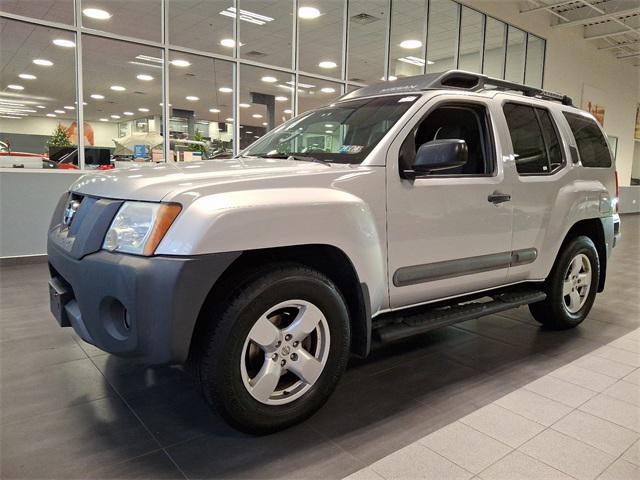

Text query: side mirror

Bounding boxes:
[404,139,468,179]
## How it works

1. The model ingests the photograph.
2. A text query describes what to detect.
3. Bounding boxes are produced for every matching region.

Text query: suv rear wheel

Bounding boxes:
[529,236,600,329]
[195,265,350,434]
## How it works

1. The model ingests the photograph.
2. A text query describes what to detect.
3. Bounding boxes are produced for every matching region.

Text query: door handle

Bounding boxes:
[488,192,511,204]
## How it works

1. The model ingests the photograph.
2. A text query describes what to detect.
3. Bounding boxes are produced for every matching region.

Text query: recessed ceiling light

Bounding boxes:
[33,59,53,66]
[286,80,315,89]
[83,8,112,20]
[171,59,191,67]
[399,39,422,49]
[110,114,121,119]
[220,38,244,48]
[7,84,24,90]
[36,105,46,109]
[284,109,292,114]
[123,111,134,116]
[219,87,233,93]
[136,74,154,81]
[325,130,333,134]
[299,6,321,19]
[275,96,288,102]
[18,74,36,80]
[398,56,425,66]
[320,87,335,93]
[90,94,105,99]
[239,103,250,108]
[261,76,277,83]
[318,61,337,69]
[209,108,221,113]
[225,117,234,122]
[219,7,274,26]
[159,103,172,107]
[64,106,75,110]
[138,108,149,112]
[46,113,57,117]
[252,113,263,118]
[54,109,65,114]
[99,118,108,122]
[262,122,268,126]
[324,124,334,127]
[110,85,126,91]
[53,39,75,48]
[186,96,199,101]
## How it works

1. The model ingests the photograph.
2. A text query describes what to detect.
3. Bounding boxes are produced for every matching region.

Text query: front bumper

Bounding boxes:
[47,192,239,364]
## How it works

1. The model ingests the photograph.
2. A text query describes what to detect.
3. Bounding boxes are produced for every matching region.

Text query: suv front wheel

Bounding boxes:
[196,265,350,434]
[529,235,600,329]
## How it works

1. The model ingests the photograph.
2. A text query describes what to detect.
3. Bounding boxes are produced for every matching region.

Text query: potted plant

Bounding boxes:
[47,124,75,162]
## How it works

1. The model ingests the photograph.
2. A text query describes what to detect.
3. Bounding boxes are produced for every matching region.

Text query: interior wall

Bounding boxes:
[462,1,640,187]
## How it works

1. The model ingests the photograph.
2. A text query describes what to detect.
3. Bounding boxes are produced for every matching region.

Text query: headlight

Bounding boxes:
[103,201,181,256]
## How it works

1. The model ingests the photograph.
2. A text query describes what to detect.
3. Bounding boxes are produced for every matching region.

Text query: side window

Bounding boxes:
[503,103,564,175]
[399,104,493,176]
[563,112,612,167]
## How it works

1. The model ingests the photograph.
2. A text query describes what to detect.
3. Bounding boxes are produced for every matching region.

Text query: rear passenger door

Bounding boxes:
[500,100,571,283]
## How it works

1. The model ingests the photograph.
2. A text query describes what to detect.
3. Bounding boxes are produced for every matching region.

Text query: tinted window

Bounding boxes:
[400,103,493,176]
[563,113,612,167]
[503,103,563,174]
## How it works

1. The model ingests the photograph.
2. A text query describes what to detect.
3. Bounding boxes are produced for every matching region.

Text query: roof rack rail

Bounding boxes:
[434,70,574,106]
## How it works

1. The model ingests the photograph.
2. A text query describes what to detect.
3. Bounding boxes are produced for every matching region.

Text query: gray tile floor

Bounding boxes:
[1,214,638,479]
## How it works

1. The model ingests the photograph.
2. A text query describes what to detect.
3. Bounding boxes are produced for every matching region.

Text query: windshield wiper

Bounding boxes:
[256,153,330,165]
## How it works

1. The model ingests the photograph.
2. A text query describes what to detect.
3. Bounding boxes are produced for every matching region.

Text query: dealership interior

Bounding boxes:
[1,1,640,479]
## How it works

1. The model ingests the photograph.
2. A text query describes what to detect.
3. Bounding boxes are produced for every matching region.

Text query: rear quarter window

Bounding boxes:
[563,112,612,167]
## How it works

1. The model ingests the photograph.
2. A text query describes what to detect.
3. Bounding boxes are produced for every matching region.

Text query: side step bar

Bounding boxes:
[373,289,546,344]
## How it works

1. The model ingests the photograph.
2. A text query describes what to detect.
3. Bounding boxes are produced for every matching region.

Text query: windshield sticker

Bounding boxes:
[398,96,417,102]
[339,145,364,154]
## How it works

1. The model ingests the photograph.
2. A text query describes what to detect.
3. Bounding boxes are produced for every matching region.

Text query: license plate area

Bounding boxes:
[49,277,73,327]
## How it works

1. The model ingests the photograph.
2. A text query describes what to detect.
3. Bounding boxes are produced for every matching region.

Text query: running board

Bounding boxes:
[373,289,546,344]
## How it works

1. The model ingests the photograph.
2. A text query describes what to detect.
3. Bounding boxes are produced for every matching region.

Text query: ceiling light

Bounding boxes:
[324,124,334,127]
[54,109,65,114]
[123,112,134,116]
[136,74,154,81]
[186,96,199,101]
[286,80,315,89]
[209,108,221,113]
[225,117,234,122]
[427,60,434,65]
[320,87,335,93]
[46,113,57,117]
[7,84,24,90]
[99,118,108,122]
[219,87,232,93]
[83,8,112,20]
[36,105,46,109]
[171,59,191,67]
[138,108,150,112]
[284,109,292,114]
[325,130,333,134]
[64,106,74,110]
[90,94,105,99]
[219,7,274,26]
[159,103,172,106]
[239,103,250,108]
[381,75,398,81]
[110,85,126,91]
[220,38,243,48]
[19,74,36,80]
[262,122,268,126]
[246,131,253,134]
[298,6,321,19]
[33,59,53,66]
[399,39,422,49]
[261,76,277,83]
[53,39,75,48]
[110,114,121,119]
[318,61,337,69]
[252,113,263,118]
[275,96,288,102]
[398,56,425,66]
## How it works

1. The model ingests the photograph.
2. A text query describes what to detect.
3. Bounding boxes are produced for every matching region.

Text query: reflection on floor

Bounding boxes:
[0,214,638,479]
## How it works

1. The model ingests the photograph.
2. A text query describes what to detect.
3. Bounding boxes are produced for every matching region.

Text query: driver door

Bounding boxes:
[386,95,515,308]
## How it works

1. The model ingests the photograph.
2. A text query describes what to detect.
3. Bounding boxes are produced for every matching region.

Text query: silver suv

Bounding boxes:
[48,71,621,433]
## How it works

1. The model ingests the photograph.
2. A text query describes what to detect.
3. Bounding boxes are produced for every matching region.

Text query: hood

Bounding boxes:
[70,157,354,202]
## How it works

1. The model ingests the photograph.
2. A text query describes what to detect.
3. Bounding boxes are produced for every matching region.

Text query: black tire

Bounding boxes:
[195,264,350,434]
[529,235,600,330]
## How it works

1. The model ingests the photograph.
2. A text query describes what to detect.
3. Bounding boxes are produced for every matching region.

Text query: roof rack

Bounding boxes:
[340,70,574,106]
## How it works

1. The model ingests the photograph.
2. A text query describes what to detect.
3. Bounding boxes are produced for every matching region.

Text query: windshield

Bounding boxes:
[242,94,419,164]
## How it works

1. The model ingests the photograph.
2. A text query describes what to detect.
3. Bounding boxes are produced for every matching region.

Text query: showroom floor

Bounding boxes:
[1,215,638,480]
